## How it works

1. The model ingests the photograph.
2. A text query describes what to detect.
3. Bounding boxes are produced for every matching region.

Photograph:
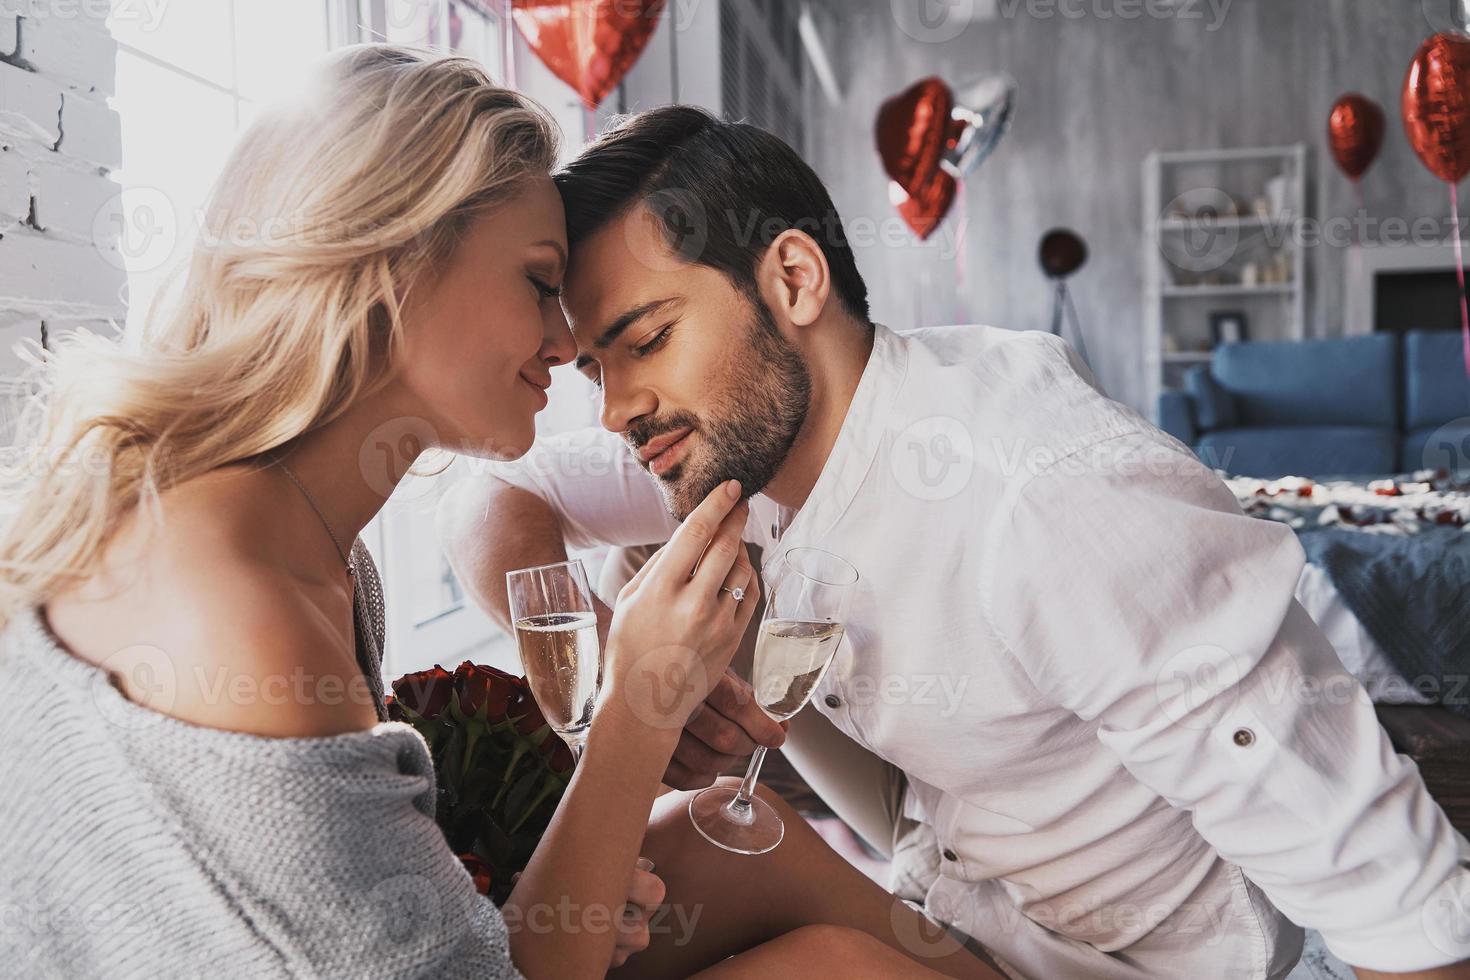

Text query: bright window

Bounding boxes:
[108,0,331,334]
[349,0,602,678]
[107,0,634,679]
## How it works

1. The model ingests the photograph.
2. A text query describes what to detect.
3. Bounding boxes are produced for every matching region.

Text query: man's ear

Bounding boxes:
[760,228,830,328]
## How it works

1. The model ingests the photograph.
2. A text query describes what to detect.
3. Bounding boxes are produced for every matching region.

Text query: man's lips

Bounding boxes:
[636,427,696,477]
[518,371,551,391]
[637,426,694,464]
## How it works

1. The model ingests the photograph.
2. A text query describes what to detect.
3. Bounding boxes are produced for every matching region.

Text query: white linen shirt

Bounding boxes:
[485,322,1470,973]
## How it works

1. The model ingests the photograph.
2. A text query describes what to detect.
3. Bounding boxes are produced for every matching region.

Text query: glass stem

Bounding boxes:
[726,745,769,819]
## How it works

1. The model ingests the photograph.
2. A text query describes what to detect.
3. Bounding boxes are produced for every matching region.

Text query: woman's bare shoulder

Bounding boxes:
[44,466,380,738]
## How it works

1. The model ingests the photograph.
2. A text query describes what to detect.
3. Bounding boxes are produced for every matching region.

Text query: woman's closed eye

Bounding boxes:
[527,273,562,301]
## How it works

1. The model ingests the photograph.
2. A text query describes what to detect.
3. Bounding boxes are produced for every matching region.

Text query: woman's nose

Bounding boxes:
[540,304,576,366]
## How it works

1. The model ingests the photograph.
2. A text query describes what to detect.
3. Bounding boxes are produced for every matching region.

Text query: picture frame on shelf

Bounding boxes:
[1209,310,1248,347]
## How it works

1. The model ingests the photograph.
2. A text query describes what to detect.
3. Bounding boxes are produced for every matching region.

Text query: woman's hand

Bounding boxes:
[505,483,753,978]
[610,858,664,970]
[511,856,665,971]
[600,479,760,738]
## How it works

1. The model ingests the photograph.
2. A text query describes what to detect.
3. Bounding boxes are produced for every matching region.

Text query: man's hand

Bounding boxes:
[662,670,789,789]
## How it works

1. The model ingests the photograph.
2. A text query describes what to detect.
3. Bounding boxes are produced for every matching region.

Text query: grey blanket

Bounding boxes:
[1299,526,1470,719]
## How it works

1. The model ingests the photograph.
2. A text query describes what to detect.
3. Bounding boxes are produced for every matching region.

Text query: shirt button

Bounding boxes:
[1233,728,1255,747]
[942,848,958,862]
[824,694,842,709]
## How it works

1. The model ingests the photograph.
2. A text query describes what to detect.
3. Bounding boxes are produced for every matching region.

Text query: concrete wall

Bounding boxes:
[804,0,1448,413]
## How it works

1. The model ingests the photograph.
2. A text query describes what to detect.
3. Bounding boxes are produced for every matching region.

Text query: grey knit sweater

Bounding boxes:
[0,540,523,979]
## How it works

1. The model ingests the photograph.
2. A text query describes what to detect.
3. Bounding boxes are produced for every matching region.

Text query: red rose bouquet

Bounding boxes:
[386,661,573,905]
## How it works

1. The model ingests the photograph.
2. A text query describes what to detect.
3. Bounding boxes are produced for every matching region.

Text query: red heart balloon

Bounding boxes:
[1328,93,1385,181]
[1403,32,1470,185]
[892,172,956,241]
[511,0,666,110]
[876,77,954,197]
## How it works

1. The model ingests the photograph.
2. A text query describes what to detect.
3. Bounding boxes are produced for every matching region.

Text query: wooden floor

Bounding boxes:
[1375,703,1470,837]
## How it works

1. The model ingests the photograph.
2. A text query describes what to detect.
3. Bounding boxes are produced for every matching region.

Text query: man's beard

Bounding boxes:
[626,296,812,520]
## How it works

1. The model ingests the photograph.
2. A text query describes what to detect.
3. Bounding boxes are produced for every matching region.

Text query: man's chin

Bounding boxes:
[655,467,720,522]
[658,479,700,522]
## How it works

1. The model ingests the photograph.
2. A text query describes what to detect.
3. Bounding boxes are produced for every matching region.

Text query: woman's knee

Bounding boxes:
[702,775,798,816]
[751,925,899,971]
[642,778,801,864]
[643,788,697,862]
[651,777,795,822]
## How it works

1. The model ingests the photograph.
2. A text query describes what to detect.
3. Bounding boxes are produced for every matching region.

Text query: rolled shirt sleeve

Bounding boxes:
[983,430,1470,972]
[483,426,680,550]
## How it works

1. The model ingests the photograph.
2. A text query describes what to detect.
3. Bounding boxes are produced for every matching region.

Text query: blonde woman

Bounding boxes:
[0,46,998,979]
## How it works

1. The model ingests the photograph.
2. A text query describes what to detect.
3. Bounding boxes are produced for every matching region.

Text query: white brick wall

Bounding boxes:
[0,1,125,380]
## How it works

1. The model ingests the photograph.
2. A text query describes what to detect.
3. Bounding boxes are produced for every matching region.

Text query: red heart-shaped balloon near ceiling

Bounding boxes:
[1403,32,1470,184]
[875,75,1014,240]
[876,77,954,196]
[511,0,666,110]
[1402,32,1470,381]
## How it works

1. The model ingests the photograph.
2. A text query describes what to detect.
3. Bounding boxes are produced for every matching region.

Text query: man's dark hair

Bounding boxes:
[553,105,870,322]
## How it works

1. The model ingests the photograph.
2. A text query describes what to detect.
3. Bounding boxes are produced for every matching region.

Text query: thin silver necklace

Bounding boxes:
[266,452,353,578]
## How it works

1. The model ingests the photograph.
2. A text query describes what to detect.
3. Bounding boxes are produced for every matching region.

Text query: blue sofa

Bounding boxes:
[1157,330,1470,478]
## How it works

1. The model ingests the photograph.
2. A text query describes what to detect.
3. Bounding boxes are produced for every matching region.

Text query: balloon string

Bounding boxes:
[1454,183,1470,381]
[1351,179,1365,246]
[954,182,970,324]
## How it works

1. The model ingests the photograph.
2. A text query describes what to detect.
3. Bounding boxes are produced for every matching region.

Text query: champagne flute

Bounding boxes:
[506,559,602,764]
[688,546,859,854]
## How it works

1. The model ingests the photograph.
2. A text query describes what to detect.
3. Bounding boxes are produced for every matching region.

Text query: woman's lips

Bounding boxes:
[520,375,548,407]
[648,430,693,477]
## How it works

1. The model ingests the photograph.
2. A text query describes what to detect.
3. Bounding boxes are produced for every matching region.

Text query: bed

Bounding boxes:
[1225,467,1470,834]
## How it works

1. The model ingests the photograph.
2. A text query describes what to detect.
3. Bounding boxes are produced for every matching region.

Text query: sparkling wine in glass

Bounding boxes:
[506,559,602,763]
[689,546,859,854]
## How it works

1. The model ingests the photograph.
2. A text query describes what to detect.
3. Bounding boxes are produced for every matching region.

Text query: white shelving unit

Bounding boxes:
[1142,144,1307,419]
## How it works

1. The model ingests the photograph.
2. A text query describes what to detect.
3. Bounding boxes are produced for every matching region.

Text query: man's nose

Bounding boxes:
[598,371,656,434]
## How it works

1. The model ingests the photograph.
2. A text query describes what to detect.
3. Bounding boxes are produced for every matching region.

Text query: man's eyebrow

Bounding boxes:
[531,239,567,274]
[573,296,681,370]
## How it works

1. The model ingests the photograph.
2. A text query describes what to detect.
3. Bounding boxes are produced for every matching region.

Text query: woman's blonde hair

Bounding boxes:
[0,44,559,628]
